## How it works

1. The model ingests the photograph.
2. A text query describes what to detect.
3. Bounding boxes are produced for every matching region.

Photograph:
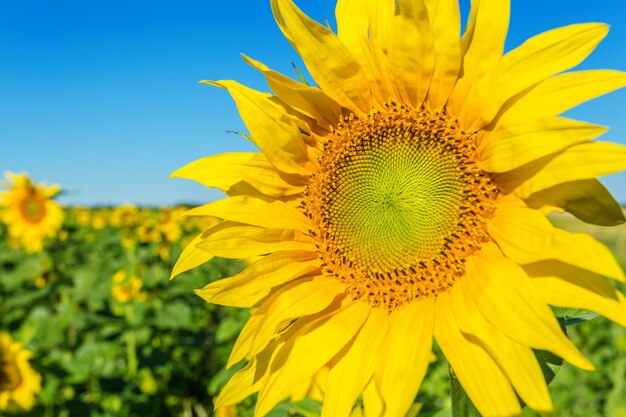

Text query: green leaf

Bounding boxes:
[533,348,564,386]
[553,307,599,325]
[215,315,245,343]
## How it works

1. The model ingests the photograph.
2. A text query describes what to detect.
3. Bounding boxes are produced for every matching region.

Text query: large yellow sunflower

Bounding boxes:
[0,172,64,253]
[172,1,626,416]
[0,333,42,412]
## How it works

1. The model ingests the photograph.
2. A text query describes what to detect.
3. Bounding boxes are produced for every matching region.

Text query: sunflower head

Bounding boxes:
[305,103,500,310]
[0,172,64,253]
[0,333,41,412]
[173,1,626,416]
[111,270,147,303]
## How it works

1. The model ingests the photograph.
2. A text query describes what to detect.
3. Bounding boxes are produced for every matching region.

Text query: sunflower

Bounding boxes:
[111,270,147,303]
[0,333,42,412]
[172,1,626,416]
[0,172,64,253]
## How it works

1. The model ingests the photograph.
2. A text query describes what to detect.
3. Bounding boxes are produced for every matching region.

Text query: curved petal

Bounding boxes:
[385,0,434,107]
[215,339,284,408]
[171,152,305,198]
[452,279,553,416]
[170,230,215,279]
[335,0,396,107]
[246,277,347,360]
[448,0,509,122]
[322,308,388,417]
[271,0,372,114]
[435,291,522,417]
[377,298,435,417]
[186,196,310,231]
[362,377,385,417]
[499,141,626,198]
[489,195,625,282]
[242,54,343,130]
[255,301,371,417]
[465,242,594,370]
[195,222,315,260]
[423,0,461,108]
[478,117,606,172]
[499,70,626,122]
[524,261,626,327]
[471,23,608,130]
[524,179,626,226]
[195,250,320,308]
[206,80,313,175]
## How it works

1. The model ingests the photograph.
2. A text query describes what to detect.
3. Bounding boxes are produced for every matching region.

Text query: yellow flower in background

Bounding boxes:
[215,404,239,417]
[0,172,64,253]
[110,204,140,228]
[71,207,92,226]
[111,270,146,303]
[0,333,42,411]
[173,1,626,416]
[91,212,107,230]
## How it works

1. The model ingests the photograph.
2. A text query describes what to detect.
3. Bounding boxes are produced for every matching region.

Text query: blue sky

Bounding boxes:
[1,0,625,206]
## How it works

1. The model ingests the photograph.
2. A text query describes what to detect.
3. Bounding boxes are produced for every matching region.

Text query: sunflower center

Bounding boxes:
[0,357,22,391]
[19,194,46,223]
[303,103,499,311]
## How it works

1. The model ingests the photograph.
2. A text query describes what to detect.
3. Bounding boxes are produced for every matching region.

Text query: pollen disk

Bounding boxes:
[303,103,499,311]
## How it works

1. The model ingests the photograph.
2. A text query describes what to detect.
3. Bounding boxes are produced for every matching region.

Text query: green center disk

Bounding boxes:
[325,136,465,273]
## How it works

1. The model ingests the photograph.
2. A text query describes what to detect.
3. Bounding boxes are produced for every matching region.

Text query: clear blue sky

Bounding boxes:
[1,0,625,206]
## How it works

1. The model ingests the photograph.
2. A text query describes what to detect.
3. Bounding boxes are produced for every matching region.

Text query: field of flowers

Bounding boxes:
[0,176,625,417]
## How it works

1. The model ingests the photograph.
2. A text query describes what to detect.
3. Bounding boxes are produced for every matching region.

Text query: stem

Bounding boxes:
[450,366,480,417]
[125,305,137,379]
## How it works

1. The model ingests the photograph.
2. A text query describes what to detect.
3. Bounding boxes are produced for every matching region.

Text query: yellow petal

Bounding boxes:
[362,378,385,417]
[205,80,312,175]
[255,301,371,417]
[171,152,305,198]
[386,0,434,107]
[448,0,509,121]
[335,0,395,106]
[500,70,626,122]
[498,141,626,198]
[524,179,625,226]
[242,54,342,130]
[271,0,372,114]
[196,222,314,259]
[489,195,626,282]
[465,242,594,370]
[228,314,264,368]
[216,339,283,408]
[247,277,347,360]
[322,308,388,417]
[452,279,553,416]
[423,0,461,108]
[478,117,606,172]
[434,291,522,417]
[524,261,626,327]
[195,250,320,307]
[185,196,310,231]
[170,231,214,279]
[377,298,435,417]
[471,23,608,129]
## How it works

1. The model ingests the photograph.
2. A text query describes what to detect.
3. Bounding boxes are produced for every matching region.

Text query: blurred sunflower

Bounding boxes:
[0,333,41,412]
[173,1,626,416]
[111,270,147,303]
[0,172,64,253]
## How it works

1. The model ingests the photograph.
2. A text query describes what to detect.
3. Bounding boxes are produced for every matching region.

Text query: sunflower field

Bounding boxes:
[0,201,247,417]
[0,175,625,417]
[4,0,626,416]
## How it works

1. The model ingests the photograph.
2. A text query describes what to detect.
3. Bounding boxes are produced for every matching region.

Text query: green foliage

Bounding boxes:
[1,211,625,417]
[0,216,247,417]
